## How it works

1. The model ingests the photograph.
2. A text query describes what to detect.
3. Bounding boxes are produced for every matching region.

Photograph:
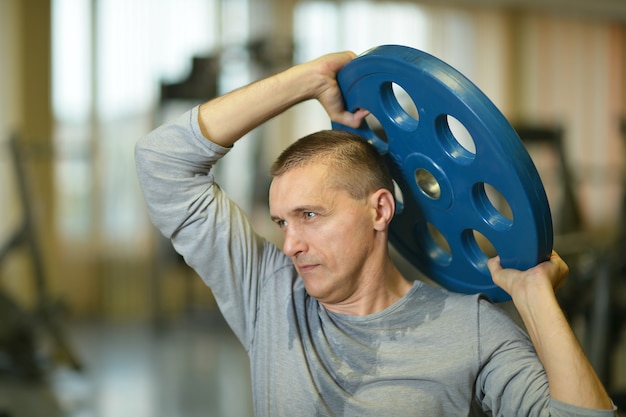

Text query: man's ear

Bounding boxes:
[370,188,396,231]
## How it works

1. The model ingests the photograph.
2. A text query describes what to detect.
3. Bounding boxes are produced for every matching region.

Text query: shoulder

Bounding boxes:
[409,281,480,313]
[407,282,519,330]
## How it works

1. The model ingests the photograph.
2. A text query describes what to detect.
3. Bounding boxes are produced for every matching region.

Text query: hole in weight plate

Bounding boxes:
[393,179,405,214]
[426,222,452,265]
[463,229,497,268]
[365,112,388,143]
[473,182,514,230]
[483,183,513,221]
[390,82,419,123]
[448,115,476,154]
[437,114,476,164]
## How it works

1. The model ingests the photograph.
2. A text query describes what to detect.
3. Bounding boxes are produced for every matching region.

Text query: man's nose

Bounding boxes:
[282,227,306,257]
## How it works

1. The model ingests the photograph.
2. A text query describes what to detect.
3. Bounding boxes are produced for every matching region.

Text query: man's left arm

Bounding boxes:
[488,251,615,411]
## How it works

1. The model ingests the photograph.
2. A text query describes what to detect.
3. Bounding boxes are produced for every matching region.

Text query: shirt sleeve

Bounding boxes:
[134,106,287,349]
[474,298,618,417]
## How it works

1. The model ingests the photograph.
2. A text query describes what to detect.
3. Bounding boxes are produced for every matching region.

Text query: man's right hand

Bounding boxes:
[306,51,370,129]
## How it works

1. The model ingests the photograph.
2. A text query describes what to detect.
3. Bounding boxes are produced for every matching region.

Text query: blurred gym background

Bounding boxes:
[1,0,626,416]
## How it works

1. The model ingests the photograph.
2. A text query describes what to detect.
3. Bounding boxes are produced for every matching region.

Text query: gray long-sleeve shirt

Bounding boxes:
[135,106,616,417]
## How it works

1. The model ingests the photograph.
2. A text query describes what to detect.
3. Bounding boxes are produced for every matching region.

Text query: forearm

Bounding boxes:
[198,66,315,147]
[514,286,613,410]
[197,51,363,148]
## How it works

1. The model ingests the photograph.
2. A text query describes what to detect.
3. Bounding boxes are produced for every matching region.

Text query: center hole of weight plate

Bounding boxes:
[415,168,441,199]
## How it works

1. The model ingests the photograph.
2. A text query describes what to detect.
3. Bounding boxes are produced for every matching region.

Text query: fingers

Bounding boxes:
[549,250,569,276]
[489,251,567,276]
[309,51,369,129]
[333,108,370,129]
[547,250,569,290]
[488,256,519,295]
[487,255,502,274]
[488,251,569,297]
[321,50,357,71]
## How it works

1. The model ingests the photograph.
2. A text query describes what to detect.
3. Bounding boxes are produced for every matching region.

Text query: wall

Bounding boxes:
[0,0,23,243]
[0,0,54,310]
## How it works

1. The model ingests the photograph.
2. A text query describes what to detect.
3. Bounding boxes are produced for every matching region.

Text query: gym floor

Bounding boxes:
[0,312,254,417]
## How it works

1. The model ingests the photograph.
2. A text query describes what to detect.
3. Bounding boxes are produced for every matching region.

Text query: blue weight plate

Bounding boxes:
[332,45,553,302]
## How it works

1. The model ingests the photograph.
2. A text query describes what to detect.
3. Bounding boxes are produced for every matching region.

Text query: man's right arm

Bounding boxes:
[134,51,367,345]
[196,51,368,148]
[136,50,365,239]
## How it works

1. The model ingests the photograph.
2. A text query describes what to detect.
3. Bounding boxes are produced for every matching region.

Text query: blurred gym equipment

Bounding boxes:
[0,135,81,416]
[516,123,626,407]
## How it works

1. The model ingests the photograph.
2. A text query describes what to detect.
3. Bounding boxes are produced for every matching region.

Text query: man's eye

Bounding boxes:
[276,219,287,228]
[304,212,316,219]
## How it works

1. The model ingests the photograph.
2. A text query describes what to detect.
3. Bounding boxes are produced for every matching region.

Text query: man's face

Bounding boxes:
[269,162,381,307]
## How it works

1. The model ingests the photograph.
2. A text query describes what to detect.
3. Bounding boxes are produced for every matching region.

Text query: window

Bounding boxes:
[52,0,218,249]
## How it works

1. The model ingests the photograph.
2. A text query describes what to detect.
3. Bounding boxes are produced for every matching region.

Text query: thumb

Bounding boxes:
[487,255,519,295]
[332,108,369,129]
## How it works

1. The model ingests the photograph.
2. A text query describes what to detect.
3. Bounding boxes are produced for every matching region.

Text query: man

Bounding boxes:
[135,51,616,416]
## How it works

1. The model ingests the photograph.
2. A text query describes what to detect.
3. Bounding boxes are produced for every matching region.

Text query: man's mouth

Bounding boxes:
[296,263,318,274]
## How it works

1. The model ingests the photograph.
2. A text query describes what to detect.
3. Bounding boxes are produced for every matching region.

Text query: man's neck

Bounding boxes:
[322,262,413,316]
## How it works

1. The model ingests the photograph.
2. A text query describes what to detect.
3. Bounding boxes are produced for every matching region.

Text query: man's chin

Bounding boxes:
[301,276,330,301]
